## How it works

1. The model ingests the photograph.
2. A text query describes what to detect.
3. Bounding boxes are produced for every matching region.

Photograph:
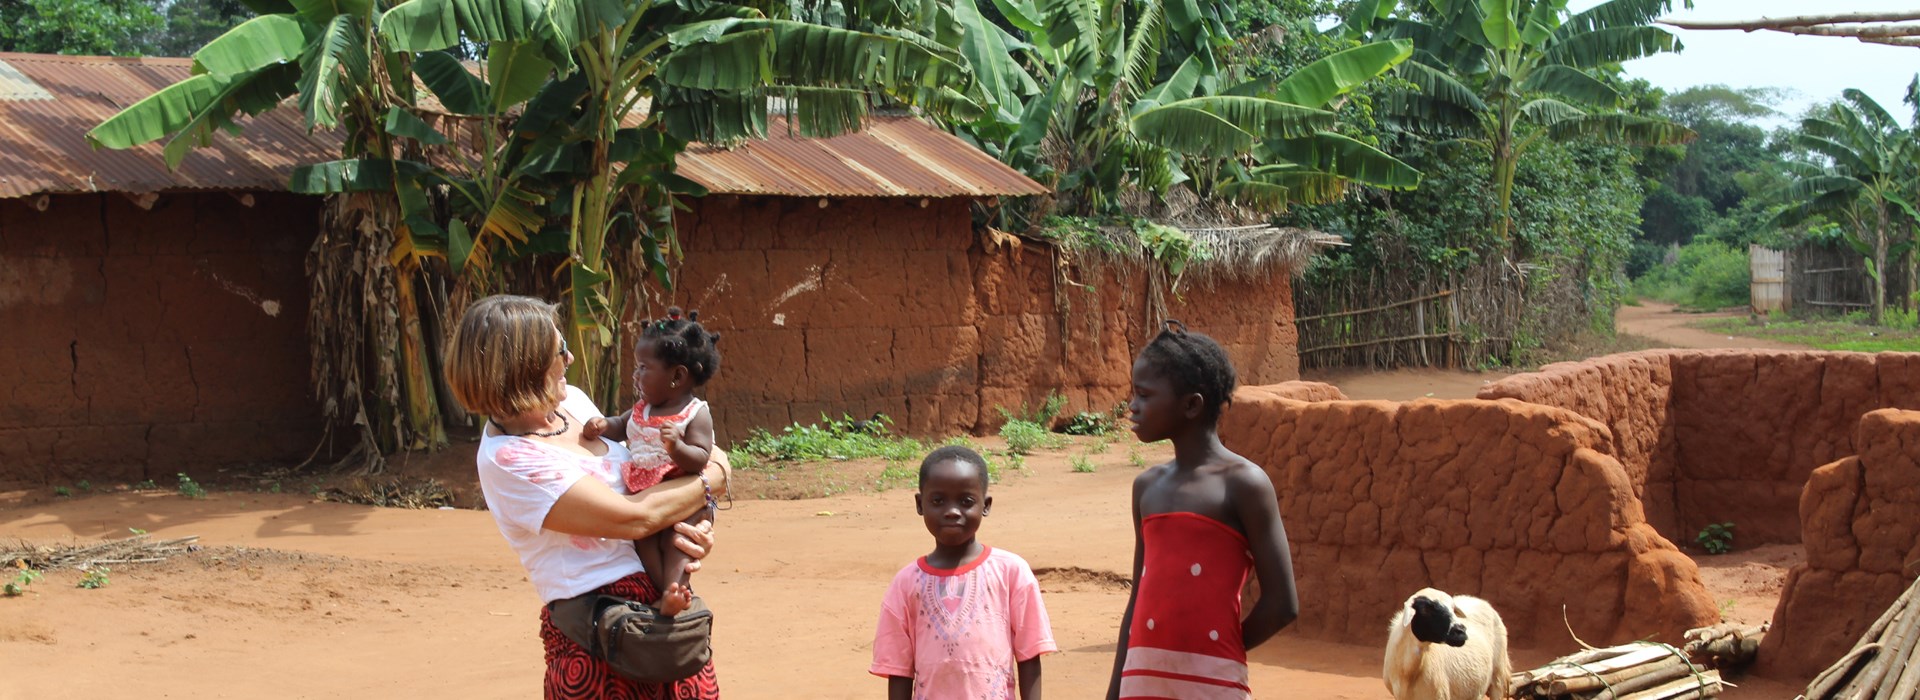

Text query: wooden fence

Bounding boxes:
[1293,258,1530,370]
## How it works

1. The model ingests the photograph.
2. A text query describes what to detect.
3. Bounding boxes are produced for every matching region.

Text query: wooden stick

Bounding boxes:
[1662,11,1920,30]
[1291,290,1453,322]
[1529,646,1679,684]
[1594,662,1703,700]
[1883,629,1920,700]
[1809,643,1882,700]
[1616,669,1722,700]
[1869,597,1920,700]
[1550,655,1692,695]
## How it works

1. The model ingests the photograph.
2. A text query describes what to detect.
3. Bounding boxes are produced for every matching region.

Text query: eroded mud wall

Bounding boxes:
[1760,409,1920,681]
[1218,386,1718,648]
[1481,350,1920,545]
[0,193,321,485]
[660,196,1301,442]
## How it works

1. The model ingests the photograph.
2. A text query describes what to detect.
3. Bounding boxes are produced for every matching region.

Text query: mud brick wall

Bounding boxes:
[1218,386,1718,649]
[1481,350,1920,545]
[653,196,1301,443]
[0,193,322,486]
[1760,409,1920,681]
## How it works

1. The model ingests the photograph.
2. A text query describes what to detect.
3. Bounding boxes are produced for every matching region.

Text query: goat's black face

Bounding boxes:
[1409,596,1470,647]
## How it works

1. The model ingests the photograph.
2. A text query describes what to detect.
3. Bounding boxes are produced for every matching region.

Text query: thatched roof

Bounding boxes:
[1182,224,1347,281]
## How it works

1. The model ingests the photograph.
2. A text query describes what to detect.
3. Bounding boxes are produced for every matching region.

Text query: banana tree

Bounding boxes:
[1342,0,1696,251]
[89,0,980,436]
[956,0,1421,226]
[1771,89,1918,325]
[89,0,450,463]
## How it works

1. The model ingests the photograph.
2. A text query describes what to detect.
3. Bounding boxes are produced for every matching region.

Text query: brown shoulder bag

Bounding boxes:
[547,593,713,683]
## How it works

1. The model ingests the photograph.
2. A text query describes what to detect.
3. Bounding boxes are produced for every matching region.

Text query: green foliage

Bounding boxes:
[0,0,164,56]
[733,415,926,464]
[999,419,1066,456]
[4,568,43,597]
[1127,446,1147,468]
[1063,411,1118,436]
[76,480,91,492]
[1631,240,1750,311]
[1695,522,1735,555]
[1070,455,1097,473]
[52,486,70,498]
[176,473,207,500]
[1695,317,1920,353]
[77,566,110,590]
[132,480,157,491]
[995,391,1069,427]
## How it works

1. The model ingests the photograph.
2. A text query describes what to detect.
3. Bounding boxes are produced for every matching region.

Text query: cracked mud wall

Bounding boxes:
[0,193,320,486]
[1480,350,1920,546]
[1218,386,1718,649]
[1759,408,1920,681]
[654,196,1301,442]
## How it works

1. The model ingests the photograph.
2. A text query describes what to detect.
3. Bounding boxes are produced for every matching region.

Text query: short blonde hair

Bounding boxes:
[445,295,566,417]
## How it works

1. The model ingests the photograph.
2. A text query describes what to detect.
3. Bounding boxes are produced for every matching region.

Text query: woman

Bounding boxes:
[446,295,726,698]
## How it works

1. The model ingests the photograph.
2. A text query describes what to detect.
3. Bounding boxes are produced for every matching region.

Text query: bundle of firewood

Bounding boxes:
[1509,642,1725,699]
[1803,576,1920,700]
[1683,622,1769,669]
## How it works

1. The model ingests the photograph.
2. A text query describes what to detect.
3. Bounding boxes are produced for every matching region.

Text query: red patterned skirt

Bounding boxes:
[539,571,721,699]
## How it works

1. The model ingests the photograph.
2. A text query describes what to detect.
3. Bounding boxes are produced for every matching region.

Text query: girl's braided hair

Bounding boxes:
[640,307,722,385]
[1138,319,1236,419]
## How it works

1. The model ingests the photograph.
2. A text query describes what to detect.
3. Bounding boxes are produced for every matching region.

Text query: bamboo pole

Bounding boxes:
[1291,289,1455,322]
[1809,643,1883,700]
[1615,669,1722,700]
[1550,655,1692,695]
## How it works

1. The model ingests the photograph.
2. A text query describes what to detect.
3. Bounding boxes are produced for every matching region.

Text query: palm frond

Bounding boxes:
[1542,25,1679,68]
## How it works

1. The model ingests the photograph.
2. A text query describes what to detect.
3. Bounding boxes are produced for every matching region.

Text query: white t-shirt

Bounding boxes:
[476,384,644,603]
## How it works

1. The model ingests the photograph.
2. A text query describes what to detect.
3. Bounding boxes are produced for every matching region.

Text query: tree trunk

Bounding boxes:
[1873,206,1890,325]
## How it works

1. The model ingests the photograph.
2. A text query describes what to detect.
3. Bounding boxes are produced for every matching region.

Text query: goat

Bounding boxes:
[1384,588,1511,700]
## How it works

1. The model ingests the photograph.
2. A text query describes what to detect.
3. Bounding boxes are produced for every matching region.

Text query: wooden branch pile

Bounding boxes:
[1683,622,1769,669]
[2,534,201,570]
[1509,642,1726,700]
[1803,576,1920,700]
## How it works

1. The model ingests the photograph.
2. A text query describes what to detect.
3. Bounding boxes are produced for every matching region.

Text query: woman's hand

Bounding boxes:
[671,519,715,574]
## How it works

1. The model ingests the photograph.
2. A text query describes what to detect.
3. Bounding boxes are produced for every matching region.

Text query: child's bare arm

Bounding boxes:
[1231,462,1299,650]
[887,676,912,700]
[1105,471,1151,700]
[661,406,715,475]
[1018,657,1043,700]
[584,409,631,441]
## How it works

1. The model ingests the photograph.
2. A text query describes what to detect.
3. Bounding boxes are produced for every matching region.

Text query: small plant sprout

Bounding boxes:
[76,480,91,492]
[1127,447,1147,468]
[176,473,207,500]
[53,486,71,497]
[1696,522,1735,554]
[128,528,147,536]
[77,566,110,589]
[1070,455,1097,473]
[133,479,157,491]
[5,568,43,596]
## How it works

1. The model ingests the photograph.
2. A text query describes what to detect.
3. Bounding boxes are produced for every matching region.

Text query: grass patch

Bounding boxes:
[733,415,928,464]
[1695,317,1920,353]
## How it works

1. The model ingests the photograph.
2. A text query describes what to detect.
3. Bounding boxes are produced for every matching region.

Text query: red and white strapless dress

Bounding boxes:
[1119,512,1254,699]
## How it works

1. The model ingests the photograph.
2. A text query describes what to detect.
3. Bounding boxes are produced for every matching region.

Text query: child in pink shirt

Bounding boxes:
[872,446,1056,700]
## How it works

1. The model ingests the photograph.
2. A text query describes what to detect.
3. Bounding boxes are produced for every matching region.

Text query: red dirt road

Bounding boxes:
[1,441,1800,699]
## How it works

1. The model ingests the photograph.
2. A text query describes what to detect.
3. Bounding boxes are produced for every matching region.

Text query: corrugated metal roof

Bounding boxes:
[0,53,345,199]
[676,114,1046,197]
[0,52,1046,200]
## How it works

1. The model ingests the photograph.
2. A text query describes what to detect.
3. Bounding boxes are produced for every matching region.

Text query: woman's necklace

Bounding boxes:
[493,411,570,438]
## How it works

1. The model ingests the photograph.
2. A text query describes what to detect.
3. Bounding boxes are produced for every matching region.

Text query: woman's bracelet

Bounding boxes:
[698,470,718,515]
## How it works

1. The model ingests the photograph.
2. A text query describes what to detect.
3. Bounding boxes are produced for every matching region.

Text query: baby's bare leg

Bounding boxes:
[633,533,669,602]
[654,507,712,616]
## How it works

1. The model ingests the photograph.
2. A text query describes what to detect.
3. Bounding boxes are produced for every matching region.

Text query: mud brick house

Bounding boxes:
[1,51,1319,485]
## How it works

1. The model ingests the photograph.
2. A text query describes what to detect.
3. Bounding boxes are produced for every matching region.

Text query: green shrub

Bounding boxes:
[1070,455,1097,473]
[176,473,207,500]
[1696,522,1735,554]
[1631,241,1750,311]
[733,415,925,464]
[1000,419,1052,455]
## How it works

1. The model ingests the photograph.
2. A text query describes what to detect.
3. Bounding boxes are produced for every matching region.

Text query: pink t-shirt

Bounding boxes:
[870,547,1057,699]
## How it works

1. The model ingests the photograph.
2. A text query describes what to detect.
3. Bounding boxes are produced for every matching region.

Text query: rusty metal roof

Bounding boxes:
[676,114,1046,197]
[0,51,1044,200]
[0,53,345,199]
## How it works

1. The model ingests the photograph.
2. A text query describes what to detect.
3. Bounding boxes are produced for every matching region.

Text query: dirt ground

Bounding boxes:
[1,437,1802,699]
[0,304,1820,699]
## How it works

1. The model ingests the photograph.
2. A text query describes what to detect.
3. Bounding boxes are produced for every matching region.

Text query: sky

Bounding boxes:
[1571,0,1920,127]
